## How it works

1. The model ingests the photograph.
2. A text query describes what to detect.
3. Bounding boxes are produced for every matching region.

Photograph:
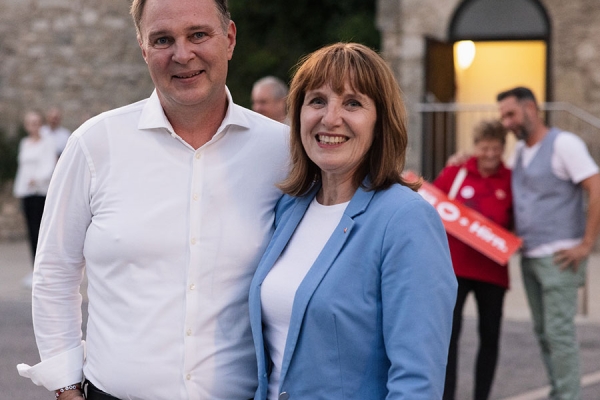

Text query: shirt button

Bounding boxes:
[193,193,199,201]
[195,153,201,159]
[189,283,196,291]
[186,374,191,380]
[191,237,197,245]
[186,329,192,336]
[279,392,289,400]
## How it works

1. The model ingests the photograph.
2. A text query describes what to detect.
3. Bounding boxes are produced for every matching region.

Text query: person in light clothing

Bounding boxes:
[13,110,57,266]
[17,0,289,399]
[40,106,71,157]
[249,42,457,400]
[498,86,600,400]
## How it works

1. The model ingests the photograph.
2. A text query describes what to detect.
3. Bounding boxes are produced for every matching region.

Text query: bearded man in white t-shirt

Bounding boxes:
[498,86,600,400]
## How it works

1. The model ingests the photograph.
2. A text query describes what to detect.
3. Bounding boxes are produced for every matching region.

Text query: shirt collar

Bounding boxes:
[137,87,251,135]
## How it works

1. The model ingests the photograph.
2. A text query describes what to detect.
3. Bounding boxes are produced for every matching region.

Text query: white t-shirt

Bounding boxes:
[40,125,71,156]
[508,131,599,257]
[261,197,349,400]
[12,135,56,198]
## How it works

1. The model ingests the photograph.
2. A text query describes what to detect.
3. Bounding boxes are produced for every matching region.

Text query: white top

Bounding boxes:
[12,136,56,198]
[508,131,599,257]
[17,89,289,400]
[261,197,348,400]
[40,125,71,156]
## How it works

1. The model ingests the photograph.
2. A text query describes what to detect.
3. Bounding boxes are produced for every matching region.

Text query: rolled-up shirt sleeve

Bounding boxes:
[17,135,93,390]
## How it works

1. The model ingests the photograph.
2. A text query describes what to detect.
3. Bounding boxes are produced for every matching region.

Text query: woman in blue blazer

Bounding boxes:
[249,43,457,400]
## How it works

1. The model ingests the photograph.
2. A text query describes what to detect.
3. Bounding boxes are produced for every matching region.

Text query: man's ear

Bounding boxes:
[138,37,148,64]
[226,21,237,61]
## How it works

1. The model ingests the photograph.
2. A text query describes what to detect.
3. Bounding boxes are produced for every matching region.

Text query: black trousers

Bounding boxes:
[84,380,121,400]
[443,277,506,400]
[21,195,46,262]
[84,380,255,399]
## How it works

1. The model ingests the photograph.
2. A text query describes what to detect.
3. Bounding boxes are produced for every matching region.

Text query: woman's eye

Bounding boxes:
[308,97,325,106]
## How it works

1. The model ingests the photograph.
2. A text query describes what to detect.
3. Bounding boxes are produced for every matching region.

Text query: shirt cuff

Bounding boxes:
[17,341,85,391]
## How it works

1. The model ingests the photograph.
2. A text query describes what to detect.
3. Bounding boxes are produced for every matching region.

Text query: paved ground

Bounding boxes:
[1,240,599,399]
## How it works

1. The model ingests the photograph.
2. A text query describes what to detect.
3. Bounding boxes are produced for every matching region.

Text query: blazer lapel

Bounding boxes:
[278,185,375,386]
[252,190,317,288]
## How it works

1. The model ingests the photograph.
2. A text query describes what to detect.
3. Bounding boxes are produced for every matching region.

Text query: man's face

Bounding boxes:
[251,84,286,122]
[137,0,236,113]
[46,108,61,129]
[498,96,533,141]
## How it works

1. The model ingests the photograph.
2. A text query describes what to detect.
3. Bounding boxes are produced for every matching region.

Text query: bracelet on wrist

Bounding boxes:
[55,383,82,398]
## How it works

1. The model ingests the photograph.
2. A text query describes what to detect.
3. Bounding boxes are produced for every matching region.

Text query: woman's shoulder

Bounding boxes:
[274,193,304,225]
[371,184,433,215]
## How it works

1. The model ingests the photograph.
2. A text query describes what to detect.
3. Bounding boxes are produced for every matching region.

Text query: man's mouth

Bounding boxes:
[174,71,202,79]
[317,134,348,144]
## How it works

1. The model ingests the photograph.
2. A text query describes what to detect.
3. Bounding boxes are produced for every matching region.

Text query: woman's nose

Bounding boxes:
[322,103,342,127]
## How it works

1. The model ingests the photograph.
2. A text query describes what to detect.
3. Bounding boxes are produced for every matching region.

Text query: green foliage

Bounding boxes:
[0,126,24,185]
[227,0,380,108]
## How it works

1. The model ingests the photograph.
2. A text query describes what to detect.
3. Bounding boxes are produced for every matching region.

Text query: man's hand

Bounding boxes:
[446,152,470,167]
[56,385,84,400]
[553,243,592,271]
[58,392,84,400]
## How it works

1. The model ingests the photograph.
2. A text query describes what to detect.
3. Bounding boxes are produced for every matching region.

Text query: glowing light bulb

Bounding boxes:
[456,40,476,70]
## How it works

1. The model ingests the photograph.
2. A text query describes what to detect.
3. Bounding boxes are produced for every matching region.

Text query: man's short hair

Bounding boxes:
[130,0,231,38]
[253,76,289,100]
[496,86,538,105]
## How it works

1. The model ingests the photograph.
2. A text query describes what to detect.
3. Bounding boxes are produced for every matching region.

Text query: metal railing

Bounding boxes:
[413,102,600,316]
[413,102,600,180]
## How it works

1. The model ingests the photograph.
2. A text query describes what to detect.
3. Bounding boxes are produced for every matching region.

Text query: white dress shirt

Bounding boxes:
[40,124,71,156]
[17,89,289,400]
[12,135,56,198]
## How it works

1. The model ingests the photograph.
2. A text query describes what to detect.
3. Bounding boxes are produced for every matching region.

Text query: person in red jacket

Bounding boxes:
[434,119,513,400]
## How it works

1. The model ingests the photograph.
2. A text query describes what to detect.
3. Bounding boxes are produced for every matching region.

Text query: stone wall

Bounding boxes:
[0,0,154,241]
[545,0,600,116]
[0,0,154,136]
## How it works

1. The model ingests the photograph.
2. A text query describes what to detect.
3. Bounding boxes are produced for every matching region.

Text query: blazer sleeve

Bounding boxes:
[380,197,457,399]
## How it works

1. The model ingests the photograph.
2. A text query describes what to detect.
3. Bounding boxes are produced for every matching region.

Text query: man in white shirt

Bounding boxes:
[40,107,71,158]
[498,86,600,400]
[17,0,289,399]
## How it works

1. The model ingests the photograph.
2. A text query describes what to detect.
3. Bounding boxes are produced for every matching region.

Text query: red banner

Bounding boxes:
[405,172,522,265]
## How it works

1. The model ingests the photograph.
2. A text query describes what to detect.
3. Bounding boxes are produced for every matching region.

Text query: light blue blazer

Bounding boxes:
[249,182,457,400]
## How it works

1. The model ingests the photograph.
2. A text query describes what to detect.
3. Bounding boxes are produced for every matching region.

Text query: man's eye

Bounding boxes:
[191,32,208,42]
[154,37,171,47]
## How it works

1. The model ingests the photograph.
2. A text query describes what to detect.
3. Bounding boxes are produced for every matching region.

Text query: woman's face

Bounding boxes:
[300,82,377,184]
[24,112,43,137]
[474,138,504,174]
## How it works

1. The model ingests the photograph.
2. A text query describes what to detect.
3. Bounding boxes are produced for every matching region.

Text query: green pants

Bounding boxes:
[521,255,586,400]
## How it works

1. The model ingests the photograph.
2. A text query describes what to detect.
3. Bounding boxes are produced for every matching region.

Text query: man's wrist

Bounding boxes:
[55,383,82,399]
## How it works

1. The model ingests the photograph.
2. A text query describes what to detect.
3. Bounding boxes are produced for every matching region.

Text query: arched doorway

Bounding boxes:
[422,0,551,178]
